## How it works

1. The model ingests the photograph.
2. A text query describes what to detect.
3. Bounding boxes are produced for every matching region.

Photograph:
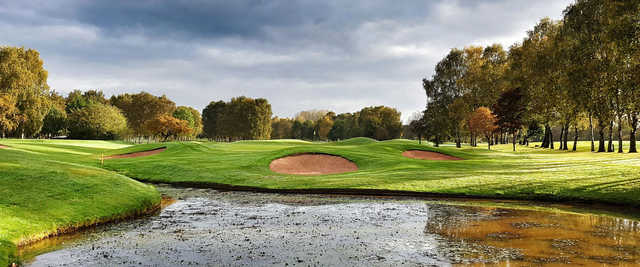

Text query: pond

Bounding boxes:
[20,185,640,266]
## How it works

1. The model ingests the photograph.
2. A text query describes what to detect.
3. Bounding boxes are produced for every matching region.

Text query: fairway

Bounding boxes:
[2,138,640,265]
[0,140,161,266]
[100,138,640,206]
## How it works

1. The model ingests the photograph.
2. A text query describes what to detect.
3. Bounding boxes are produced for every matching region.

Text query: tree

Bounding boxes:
[0,47,50,138]
[65,89,108,113]
[202,100,226,141]
[448,98,470,148]
[145,115,192,141]
[110,92,176,138]
[201,97,272,141]
[409,114,428,144]
[0,93,20,138]
[295,109,330,122]
[173,106,202,138]
[493,87,527,151]
[469,107,497,150]
[301,120,315,140]
[358,106,402,140]
[41,107,67,137]
[67,103,128,140]
[315,114,334,141]
[328,113,359,141]
[271,117,294,139]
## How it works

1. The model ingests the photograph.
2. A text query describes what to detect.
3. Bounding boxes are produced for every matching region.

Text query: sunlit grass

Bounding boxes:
[1,138,639,265]
[101,139,640,207]
[0,140,159,265]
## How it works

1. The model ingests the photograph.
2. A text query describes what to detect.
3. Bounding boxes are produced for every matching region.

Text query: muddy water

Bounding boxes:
[20,185,640,266]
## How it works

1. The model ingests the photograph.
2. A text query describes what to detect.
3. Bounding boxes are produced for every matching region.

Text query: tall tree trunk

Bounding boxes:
[618,115,624,153]
[608,120,614,152]
[563,122,569,151]
[418,134,422,145]
[512,131,517,152]
[589,115,595,152]
[573,125,579,151]
[559,126,565,150]
[487,135,491,150]
[630,114,638,153]
[549,125,554,149]
[598,122,606,152]
[541,124,550,148]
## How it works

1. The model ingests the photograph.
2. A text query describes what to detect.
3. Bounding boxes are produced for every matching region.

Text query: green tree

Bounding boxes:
[41,107,67,138]
[202,100,226,141]
[358,106,402,140]
[493,87,527,151]
[173,106,202,138]
[67,103,128,140]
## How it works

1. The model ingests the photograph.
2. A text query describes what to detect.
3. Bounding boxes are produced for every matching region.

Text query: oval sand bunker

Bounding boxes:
[402,150,462,160]
[270,154,358,175]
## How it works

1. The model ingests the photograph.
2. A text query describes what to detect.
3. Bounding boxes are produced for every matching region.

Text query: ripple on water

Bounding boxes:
[18,185,640,266]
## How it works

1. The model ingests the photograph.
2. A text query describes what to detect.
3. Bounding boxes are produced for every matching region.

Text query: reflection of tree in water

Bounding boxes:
[423,204,640,265]
[424,205,524,265]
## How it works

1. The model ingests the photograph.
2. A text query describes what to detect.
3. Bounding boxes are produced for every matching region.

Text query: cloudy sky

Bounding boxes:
[0,0,572,122]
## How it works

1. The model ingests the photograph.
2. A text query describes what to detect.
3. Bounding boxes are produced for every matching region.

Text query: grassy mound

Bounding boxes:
[333,137,378,146]
[0,140,161,266]
[103,140,640,207]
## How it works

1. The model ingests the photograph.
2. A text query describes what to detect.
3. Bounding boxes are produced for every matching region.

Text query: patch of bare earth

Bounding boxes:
[269,154,358,175]
[402,150,462,160]
[0,144,8,149]
[105,147,166,159]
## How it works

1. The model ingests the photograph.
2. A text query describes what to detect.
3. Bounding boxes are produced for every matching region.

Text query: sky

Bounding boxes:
[0,0,572,122]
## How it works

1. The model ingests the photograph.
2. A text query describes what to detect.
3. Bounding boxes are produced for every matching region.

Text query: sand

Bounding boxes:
[269,154,358,175]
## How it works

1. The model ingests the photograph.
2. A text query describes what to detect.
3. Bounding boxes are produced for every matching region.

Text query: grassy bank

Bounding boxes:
[101,138,640,207]
[2,138,640,264]
[0,140,161,266]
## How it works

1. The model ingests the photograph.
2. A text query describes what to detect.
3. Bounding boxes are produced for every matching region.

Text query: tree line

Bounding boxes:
[0,46,201,141]
[270,106,403,141]
[1,46,402,143]
[412,0,640,153]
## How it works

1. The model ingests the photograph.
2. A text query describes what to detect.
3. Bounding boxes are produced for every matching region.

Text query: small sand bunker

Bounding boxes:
[270,153,358,175]
[402,150,462,160]
[105,147,166,159]
[0,144,8,149]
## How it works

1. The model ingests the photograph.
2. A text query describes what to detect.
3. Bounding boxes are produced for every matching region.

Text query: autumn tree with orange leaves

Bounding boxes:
[469,107,497,150]
[145,115,192,141]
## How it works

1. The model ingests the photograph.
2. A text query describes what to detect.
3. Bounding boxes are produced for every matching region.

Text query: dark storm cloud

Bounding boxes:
[0,0,572,121]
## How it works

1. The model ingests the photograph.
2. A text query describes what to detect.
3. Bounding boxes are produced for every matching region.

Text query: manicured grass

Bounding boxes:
[102,138,640,207]
[1,137,640,265]
[0,139,160,266]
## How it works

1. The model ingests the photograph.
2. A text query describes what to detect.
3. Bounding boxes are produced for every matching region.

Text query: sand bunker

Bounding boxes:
[402,150,462,160]
[105,147,166,159]
[0,144,7,149]
[270,153,358,175]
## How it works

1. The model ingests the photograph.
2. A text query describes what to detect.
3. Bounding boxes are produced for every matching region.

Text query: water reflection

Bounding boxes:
[425,205,640,266]
[19,186,640,266]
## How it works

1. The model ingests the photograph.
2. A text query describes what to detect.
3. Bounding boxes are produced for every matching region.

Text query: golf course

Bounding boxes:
[2,138,640,265]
